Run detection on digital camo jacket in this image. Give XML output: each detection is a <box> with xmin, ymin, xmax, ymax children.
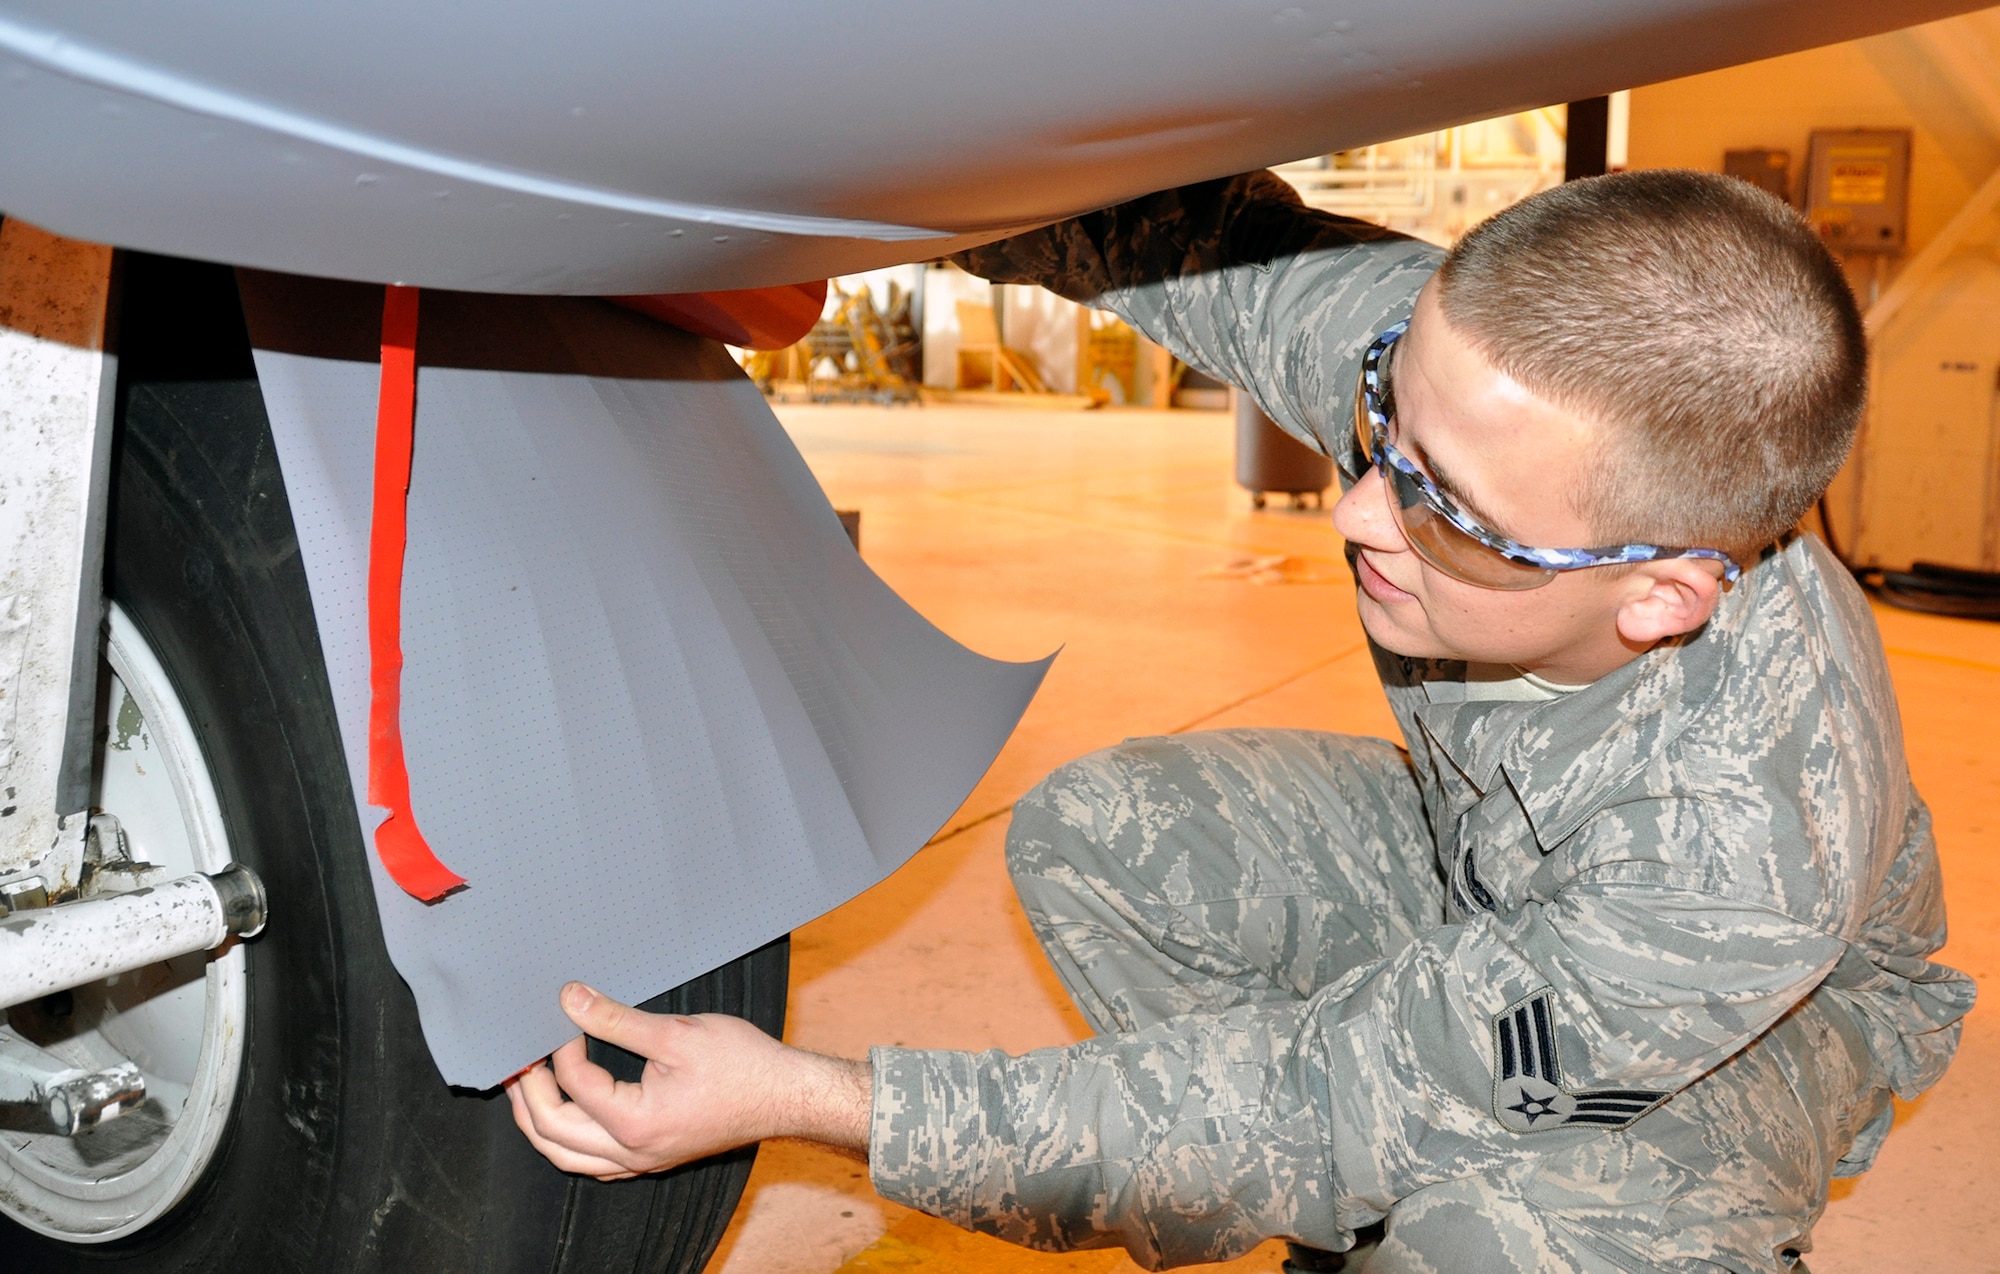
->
<box><xmin>865</xmin><ymin>173</ymin><xmax>1975</xmax><ymax>1266</ymax></box>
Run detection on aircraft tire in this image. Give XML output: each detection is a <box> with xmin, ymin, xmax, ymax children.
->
<box><xmin>0</xmin><ymin>254</ymin><xmax>787</xmax><ymax>1273</ymax></box>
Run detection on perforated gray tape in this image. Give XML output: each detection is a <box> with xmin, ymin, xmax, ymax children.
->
<box><xmin>245</xmin><ymin>278</ymin><xmax>1049</xmax><ymax>1086</ymax></box>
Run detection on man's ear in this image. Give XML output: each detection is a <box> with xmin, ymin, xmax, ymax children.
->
<box><xmin>1614</xmin><ymin>559</ymin><xmax>1725</xmax><ymax>646</ymax></box>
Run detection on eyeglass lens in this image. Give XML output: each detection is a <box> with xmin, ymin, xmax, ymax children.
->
<box><xmin>1384</xmin><ymin>465</ymin><xmax>1556</xmax><ymax>590</ymax></box>
<box><xmin>1353</xmin><ymin>350</ymin><xmax>1557</xmax><ymax>591</ymax></box>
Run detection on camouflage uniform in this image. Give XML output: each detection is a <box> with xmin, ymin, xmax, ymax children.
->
<box><xmin>866</xmin><ymin>174</ymin><xmax>1975</xmax><ymax>1272</ymax></box>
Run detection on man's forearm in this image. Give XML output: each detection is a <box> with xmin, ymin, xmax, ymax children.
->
<box><xmin>949</xmin><ymin>172</ymin><xmax>1440</xmax><ymax>460</ymax></box>
<box><xmin>770</xmin><ymin>1047</ymin><xmax>872</xmax><ymax>1154</ymax></box>
<box><xmin>866</xmin><ymin>1009</ymin><xmax>1349</xmax><ymax>1268</ymax></box>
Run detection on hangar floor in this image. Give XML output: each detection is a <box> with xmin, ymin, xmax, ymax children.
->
<box><xmin>702</xmin><ymin>402</ymin><xmax>1998</xmax><ymax>1274</ymax></box>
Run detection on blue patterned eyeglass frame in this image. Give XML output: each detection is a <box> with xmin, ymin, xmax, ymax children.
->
<box><xmin>1355</xmin><ymin>323</ymin><xmax>1742</xmax><ymax>589</ymax></box>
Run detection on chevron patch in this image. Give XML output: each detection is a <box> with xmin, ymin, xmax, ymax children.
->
<box><xmin>1492</xmin><ymin>992</ymin><xmax>1668</xmax><ymax>1133</ymax></box>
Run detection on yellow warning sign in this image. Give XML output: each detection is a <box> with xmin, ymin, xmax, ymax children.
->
<box><xmin>1827</xmin><ymin>149</ymin><xmax>1891</xmax><ymax>205</ymax></box>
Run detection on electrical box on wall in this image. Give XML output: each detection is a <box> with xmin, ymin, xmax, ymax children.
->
<box><xmin>1836</xmin><ymin>256</ymin><xmax>2000</xmax><ymax>575</ymax></box>
<box><xmin>1803</xmin><ymin>128</ymin><xmax>1911</xmax><ymax>253</ymax></box>
<box><xmin>1723</xmin><ymin>148</ymin><xmax>1791</xmax><ymax>203</ymax></box>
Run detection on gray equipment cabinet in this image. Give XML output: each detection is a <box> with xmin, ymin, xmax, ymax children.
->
<box><xmin>1235</xmin><ymin>390</ymin><xmax>1332</xmax><ymax>510</ymax></box>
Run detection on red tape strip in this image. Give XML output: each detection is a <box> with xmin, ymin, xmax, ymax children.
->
<box><xmin>366</xmin><ymin>285</ymin><xmax>466</xmax><ymax>902</ymax></box>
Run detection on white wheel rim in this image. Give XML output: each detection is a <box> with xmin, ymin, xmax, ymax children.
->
<box><xmin>0</xmin><ymin>603</ymin><xmax>249</xmax><ymax>1241</ymax></box>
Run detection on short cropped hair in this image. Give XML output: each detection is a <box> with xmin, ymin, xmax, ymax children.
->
<box><xmin>1434</xmin><ymin>169</ymin><xmax>1866</xmax><ymax>558</ymax></box>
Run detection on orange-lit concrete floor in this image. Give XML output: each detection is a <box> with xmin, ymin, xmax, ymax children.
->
<box><xmin>706</xmin><ymin>402</ymin><xmax>1999</xmax><ymax>1274</ymax></box>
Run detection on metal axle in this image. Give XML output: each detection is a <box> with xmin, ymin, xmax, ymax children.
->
<box><xmin>0</xmin><ymin>866</ymin><xmax>266</xmax><ymax>1013</ymax></box>
<box><xmin>0</xmin><ymin>1026</ymin><xmax>146</xmax><ymax>1136</ymax></box>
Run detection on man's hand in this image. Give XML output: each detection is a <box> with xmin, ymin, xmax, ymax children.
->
<box><xmin>505</xmin><ymin>982</ymin><xmax>872</xmax><ymax>1180</ymax></box>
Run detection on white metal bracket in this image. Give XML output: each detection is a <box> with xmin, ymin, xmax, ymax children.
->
<box><xmin>0</xmin><ymin>219</ymin><xmax>117</xmax><ymax>884</ymax></box>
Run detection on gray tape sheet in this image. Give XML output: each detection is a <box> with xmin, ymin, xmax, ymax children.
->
<box><xmin>248</xmin><ymin>285</ymin><xmax>1049</xmax><ymax>1087</ymax></box>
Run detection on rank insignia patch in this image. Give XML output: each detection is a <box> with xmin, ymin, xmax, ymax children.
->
<box><xmin>1492</xmin><ymin>992</ymin><xmax>1667</xmax><ymax>1133</ymax></box>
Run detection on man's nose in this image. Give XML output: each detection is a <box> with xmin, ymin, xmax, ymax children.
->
<box><xmin>1332</xmin><ymin>463</ymin><xmax>1407</xmax><ymax>554</ymax></box>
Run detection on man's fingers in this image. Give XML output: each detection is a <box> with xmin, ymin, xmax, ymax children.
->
<box><xmin>559</xmin><ymin>982</ymin><xmax>665</xmax><ymax>1057</ymax></box>
<box><xmin>510</xmin><ymin>1055</ymin><xmax>577</xmax><ymax>1113</ymax></box>
<box><xmin>546</xmin><ymin>1033</ymin><xmax>630</xmax><ymax>1121</ymax></box>
<box><xmin>507</xmin><ymin>988</ymin><xmax>745</xmax><ymax>1181</ymax></box>
<box><xmin>508</xmin><ymin>1061</ymin><xmax>649</xmax><ymax>1168</ymax></box>
<box><xmin>507</xmin><ymin>1084</ymin><xmax>634</xmax><ymax>1177</ymax></box>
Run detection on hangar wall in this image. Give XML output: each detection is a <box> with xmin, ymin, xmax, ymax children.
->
<box><xmin>1629</xmin><ymin>8</ymin><xmax>2000</xmax><ymax>572</ymax></box>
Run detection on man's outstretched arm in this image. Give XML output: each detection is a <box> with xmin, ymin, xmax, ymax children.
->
<box><xmin>952</xmin><ymin>171</ymin><xmax>1442</xmax><ymax>464</ymax></box>
<box><xmin>506</xmin><ymin>982</ymin><xmax>869</xmax><ymax>1181</ymax></box>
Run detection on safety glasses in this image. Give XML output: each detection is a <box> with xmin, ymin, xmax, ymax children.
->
<box><xmin>1352</xmin><ymin>324</ymin><xmax>1741</xmax><ymax>591</ymax></box>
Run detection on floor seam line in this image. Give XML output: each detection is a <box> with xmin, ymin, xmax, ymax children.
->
<box><xmin>1166</xmin><ymin>641</ymin><xmax>1372</xmax><ymax>735</ymax></box>
<box><xmin>924</xmin><ymin>803</ymin><xmax>1012</xmax><ymax>847</ymax></box>
<box><xmin>1882</xmin><ymin>645</ymin><xmax>2000</xmax><ymax>675</ymax></box>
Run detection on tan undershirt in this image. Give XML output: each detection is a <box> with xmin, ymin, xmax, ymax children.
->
<box><xmin>1453</xmin><ymin>663</ymin><xmax>1588</xmax><ymax>703</ymax></box>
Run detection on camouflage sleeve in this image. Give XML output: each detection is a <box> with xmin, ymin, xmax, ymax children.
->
<box><xmin>869</xmin><ymin>999</ymin><xmax>1343</xmax><ymax>1264</ymax></box>
<box><xmin>869</xmin><ymin>878</ymin><xmax>1845</xmax><ymax>1268</ymax></box>
<box><xmin>1827</xmin><ymin>790</ymin><xmax>1976</xmax><ymax>1097</ymax></box>
<box><xmin>948</xmin><ymin>172</ymin><xmax>1443</xmax><ymax>464</ymax></box>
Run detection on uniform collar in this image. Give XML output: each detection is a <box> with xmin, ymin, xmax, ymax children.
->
<box><xmin>1405</xmin><ymin>558</ymin><xmax>1762</xmax><ymax>851</ymax></box>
